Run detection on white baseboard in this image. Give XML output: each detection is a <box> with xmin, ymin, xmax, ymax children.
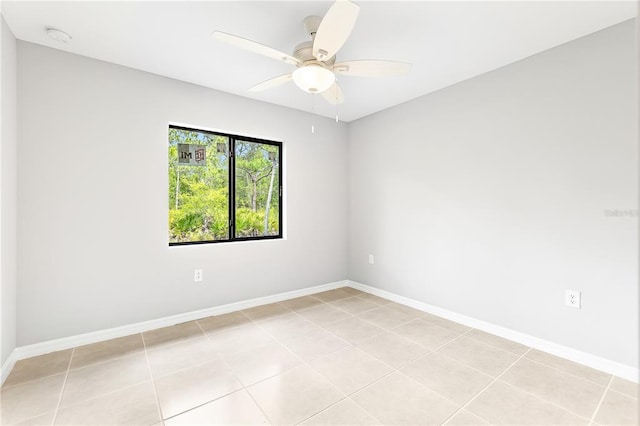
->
<box><xmin>1</xmin><ymin>349</ymin><xmax>18</xmax><ymax>385</ymax></box>
<box><xmin>3</xmin><ymin>279</ymin><xmax>637</xmax><ymax>385</ymax></box>
<box><xmin>347</xmin><ymin>280</ymin><xmax>639</xmax><ymax>383</ymax></box>
<box><xmin>0</xmin><ymin>280</ymin><xmax>347</xmax><ymax>385</ymax></box>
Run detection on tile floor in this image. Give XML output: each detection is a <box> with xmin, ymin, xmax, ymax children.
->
<box><xmin>1</xmin><ymin>287</ymin><xmax>638</xmax><ymax>425</ymax></box>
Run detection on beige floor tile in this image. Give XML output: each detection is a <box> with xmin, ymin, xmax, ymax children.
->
<box><xmin>438</xmin><ymin>336</ymin><xmax>519</xmax><ymax>376</ymax></box>
<box><xmin>384</xmin><ymin>303</ymin><xmax>427</xmax><ymax>320</ymax></box>
<box><xmin>247</xmin><ymin>365</ymin><xmax>344</xmax><ymax>425</ymax></box>
<box><xmin>310</xmin><ymin>346</ymin><xmax>393</xmax><ymax>394</ymax></box>
<box><xmin>154</xmin><ymin>360</ymin><xmax>242</xmax><ymax>419</ymax></box>
<box><xmin>3</xmin><ymin>350</ymin><xmax>72</xmax><ymax>388</ymax></box>
<box><xmin>279</xmin><ymin>295</ymin><xmax>324</xmax><ymax>311</ymax></box>
<box><xmin>54</xmin><ymin>382</ymin><xmax>159</xmax><ymax>426</ymax></box>
<box><xmin>352</xmin><ymin>372</ymin><xmax>459</xmax><ymax>425</ymax></box>
<box><xmin>70</xmin><ymin>334</ymin><xmax>144</xmax><ymax>370</ymax></box>
<box><xmin>357</xmin><ymin>306</ymin><xmax>414</xmax><ymax>329</ymax></box>
<box><xmin>147</xmin><ymin>337</ymin><xmax>219</xmax><ymax>378</ymax></box>
<box><xmin>420</xmin><ymin>313</ymin><xmax>472</xmax><ymax>334</ymax></box>
<box><xmin>312</xmin><ymin>288</ymin><xmax>354</xmax><ymax>303</ymax></box>
<box><xmin>142</xmin><ymin>321</ymin><xmax>204</xmax><ymax>350</ymax></box>
<box><xmin>356</xmin><ymin>294</ymin><xmax>393</xmax><ymax>306</ymax></box>
<box><xmin>255</xmin><ymin>312</ymin><xmax>320</xmax><ymax>340</ymax></box>
<box><xmin>354</xmin><ymin>331</ymin><xmax>428</xmax><ymax>369</ymax></box>
<box><xmin>206</xmin><ymin>323</ymin><xmax>275</xmax><ymax>356</ymax></box>
<box><xmin>196</xmin><ymin>312</ymin><xmax>250</xmax><ymax>334</ymax></box>
<box><xmin>222</xmin><ymin>341</ymin><xmax>302</xmax><ymax>386</ymax></box>
<box><xmin>594</xmin><ymin>389</ymin><xmax>639</xmax><ymax>425</ymax></box>
<box><xmin>61</xmin><ymin>353</ymin><xmax>150</xmax><ymax>407</ymax></box>
<box><xmin>297</xmin><ymin>303</ymin><xmax>352</xmax><ymax>326</ymax></box>
<box><xmin>341</xmin><ymin>287</ymin><xmax>365</xmax><ymax>296</ymax></box>
<box><xmin>501</xmin><ymin>357</ymin><xmax>606</xmax><ymax>418</ymax></box>
<box><xmin>609</xmin><ymin>376</ymin><xmax>639</xmax><ymax>399</ymax></box>
<box><xmin>322</xmin><ymin>316</ymin><xmax>385</xmax><ymax>344</ymax></box>
<box><xmin>0</xmin><ymin>374</ymin><xmax>65</xmax><ymax>425</ymax></box>
<box><xmin>393</xmin><ymin>319</ymin><xmax>460</xmax><ymax>349</ymax></box>
<box><xmin>11</xmin><ymin>411</ymin><xmax>55</xmax><ymax>426</ymax></box>
<box><xmin>524</xmin><ymin>349</ymin><xmax>611</xmax><ymax>387</ymax></box>
<box><xmin>301</xmin><ymin>398</ymin><xmax>380</xmax><ymax>425</ymax></box>
<box><xmin>466</xmin><ymin>381</ymin><xmax>587</xmax><ymax>425</ymax></box>
<box><xmin>280</xmin><ymin>328</ymin><xmax>349</xmax><ymax>362</ymax></box>
<box><xmin>240</xmin><ymin>302</ymin><xmax>291</xmax><ymax>321</ymax></box>
<box><xmin>445</xmin><ymin>409</ymin><xmax>489</xmax><ymax>425</ymax></box>
<box><xmin>329</xmin><ymin>296</ymin><xmax>379</xmax><ymax>315</ymax></box>
<box><xmin>465</xmin><ymin>329</ymin><xmax>528</xmax><ymax>355</ymax></box>
<box><xmin>401</xmin><ymin>352</ymin><xmax>493</xmax><ymax>405</ymax></box>
<box><xmin>164</xmin><ymin>389</ymin><xmax>268</xmax><ymax>426</ymax></box>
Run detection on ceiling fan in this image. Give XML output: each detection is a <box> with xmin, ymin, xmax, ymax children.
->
<box><xmin>212</xmin><ymin>0</ymin><xmax>411</xmax><ymax>105</ymax></box>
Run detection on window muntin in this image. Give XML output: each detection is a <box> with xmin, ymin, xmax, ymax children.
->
<box><xmin>168</xmin><ymin>126</ymin><xmax>282</xmax><ymax>245</ymax></box>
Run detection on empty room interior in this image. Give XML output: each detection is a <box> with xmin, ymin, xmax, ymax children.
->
<box><xmin>0</xmin><ymin>1</ymin><xmax>638</xmax><ymax>425</ymax></box>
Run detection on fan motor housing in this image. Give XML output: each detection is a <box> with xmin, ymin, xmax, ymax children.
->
<box><xmin>293</xmin><ymin>41</ymin><xmax>336</xmax><ymax>66</ymax></box>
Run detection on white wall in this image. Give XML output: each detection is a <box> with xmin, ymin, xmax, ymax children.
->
<box><xmin>1</xmin><ymin>15</ymin><xmax>18</xmax><ymax>366</ymax></box>
<box><xmin>348</xmin><ymin>21</ymin><xmax>638</xmax><ymax>368</ymax></box>
<box><xmin>17</xmin><ymin>42</ymin><xmax>348</xmax><ymax>346</ymax></box>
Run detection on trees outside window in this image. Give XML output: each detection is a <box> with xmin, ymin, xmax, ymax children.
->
<box><xmin>168</xmin><ymin>126</ymin><xmax>282</xmax><ymax>245</ymax></box>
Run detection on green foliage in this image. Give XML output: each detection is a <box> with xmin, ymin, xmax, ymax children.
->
<box><xmin>168</xmin><ymin>129</ymin><xmax>280</xmax><ymax>243</ymax></box>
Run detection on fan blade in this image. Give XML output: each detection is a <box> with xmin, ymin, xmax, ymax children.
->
<box><xmin>333</xmin><ymin>60</ymin><xmax>412</xmax><ymax>77</ymax></box>
<box><xmin>321</xmin><ymin>82</ymin><xmax>345</xmax><ymax>105</ymax></box>
<box><xmin>213</xmin><ymin>31</ymin><xmax>300</xmax><ymax>66</ymax></box>
<box><xmin>249</xmin><ymin>74</ymin><xmax>292</xmax><ymax>92</ymax></box>
<box><xmin>313</xmin><ymin>0</ymin><xmax>360</xmax><ymax>61</ymax></box>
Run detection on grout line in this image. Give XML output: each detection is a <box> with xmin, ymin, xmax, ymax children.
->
<box><xmin>499</xmin><ymin>379</ymin><xmax>593</xmax><ymax>423</ymax></box>
<box><xmin>588</xmin><ymin>375</ymin><xmax>614</xmax><ymax>425</ymax></box>
<box><xmin>604</xmin><ymin>386</ymin><xmax>639</xmax><ymax>401</ymax></box>
<box><xmin>50</xmin><ymin>348</ymin><xmax>75</xmax><ymax>426</ymax></box>
<box><xmin>463</xmin><ymin>332</ymin><xmax>529</xmax><ymax>357</ymax></box>
<box><xmin>197</xmin><ymin>318</ymin><xmax>274</xmax><ymax>425</ymax></box>
<box><xmin>432</xmin><ymin>330</ymin><xmax>533</xmax><ymax>381</ymax></box>
<box><xmin>441</xmin><ymin>347</ymin><xmax>532</xmax><ymax>425</ymax></box>
<box><xmin>141</xmin><ymin>332</ymin><xmax>165</xmax><ymax>425</ymax></box>
<box><xmin>250</xmin><ymin>299</ymin><xmax>357</xmax><ymax>424</ymax></box>
<box><xmin>523</xmin><ymin>356</ymin><xmax>613</xmax><ymax>389</ymax></box>
<box><xmin>297</xmin><ymin>305</ymin><xmax>476</xmax><ymax>423</ymax></box>
<box><xmin>53</xmin><ymin>343</ymin><xmax>147</xmax><ymax>375</ymax></box>
<box><xmin>244</xmin><ymin>385</ymin><xmax>275</xmax><ymax>425</ymax></box>
<box><xmin>297</xmin><ymin>313</ymin><xmax>475</xmax><ymax>424</ymax></box>
<box><xmin>441</xmin><ymin>347</ymin><xmax>599</xmax><ymax>426</ymax></box>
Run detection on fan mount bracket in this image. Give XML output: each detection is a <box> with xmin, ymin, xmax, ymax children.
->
<box><xmin>303</xmin><ymin>16</ymin><xmax>322</xmax><ymax>37</ymax></box>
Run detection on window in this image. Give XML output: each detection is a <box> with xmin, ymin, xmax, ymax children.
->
<box><xmin>168</xmin><ymin>125</ymin><xmax>282</xmax><ymax>245</ymax></box>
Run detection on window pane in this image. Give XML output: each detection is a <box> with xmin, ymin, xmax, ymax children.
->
<box><xmin>168</xmin><ymin>128</ymin><xmax>229</xmax><ymax>243</ymax></box>
<box><xmin>234</xmin><ymin>140</ymin><xmax>280</xmax><ymax>238</ymax></box>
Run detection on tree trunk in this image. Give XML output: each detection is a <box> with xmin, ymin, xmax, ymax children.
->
<box><xmin>175</xmin><ymin>167</ymin><xmax>180</xmax><ymax>209</ymax></box>
<box><xmin>263</xmin><ymin>165</ymin><xmax>275</xmax><ymax>235</ymax></box>
<box><xmin>251</xmin><ymin>179</ymin><xmax>257</xmax><ymax>211</ymax></box>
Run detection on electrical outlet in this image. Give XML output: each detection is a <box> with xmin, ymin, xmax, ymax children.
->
<box><xmin>368</xmin><ymin>254</ymin><xmax>374</xmax><ymax>265</ymax></box>
<box><xmin>194</xmin><ymin>269</ymin><xmax>203</xmax><ymax>283</ymax></box>
<box><xmin>565</xmin><ymin>290</ymin><xmax>581</xmax><ymax>309</ymax></box>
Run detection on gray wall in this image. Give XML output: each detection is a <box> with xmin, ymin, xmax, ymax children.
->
<box><xmin>17</xmin><ymin>42</ymin><xmax>348</xmax><ymax>346</ymax></box>
<box><xmin>10</xmin><ymin>19</ymin><xmax>639</xmax><ymax>372</ymax></box>
<box><xmin>1</xmin><ymin>16</ymin><xmax>17</xmax><ymax>366</ymax></box>
<box><xmin>348</xmin><ymin>21</ymin><xmax>638</xmax><ymax>367</ymax></box>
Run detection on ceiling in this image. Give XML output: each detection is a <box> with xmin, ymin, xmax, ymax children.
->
<box><xmin>2</xmin><ymin>1</ymin><xmax>636</xmax><ymax>122</ymax></box>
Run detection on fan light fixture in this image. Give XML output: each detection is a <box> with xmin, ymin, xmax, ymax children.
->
<box><xmin>213</xmin><ymin>0</ymin><xmax>411</xmax><ymax>104</ymax></box>
<box><xmin>292</xmin><ymin>65</ymin><xmax>335</xmax><ymax>93</ymax></box>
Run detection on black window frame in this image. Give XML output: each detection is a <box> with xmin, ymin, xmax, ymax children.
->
<box><xmin>169</xmin><ymin>124</ymin><xmax>283</xmax><ymax>246</ymax></box>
